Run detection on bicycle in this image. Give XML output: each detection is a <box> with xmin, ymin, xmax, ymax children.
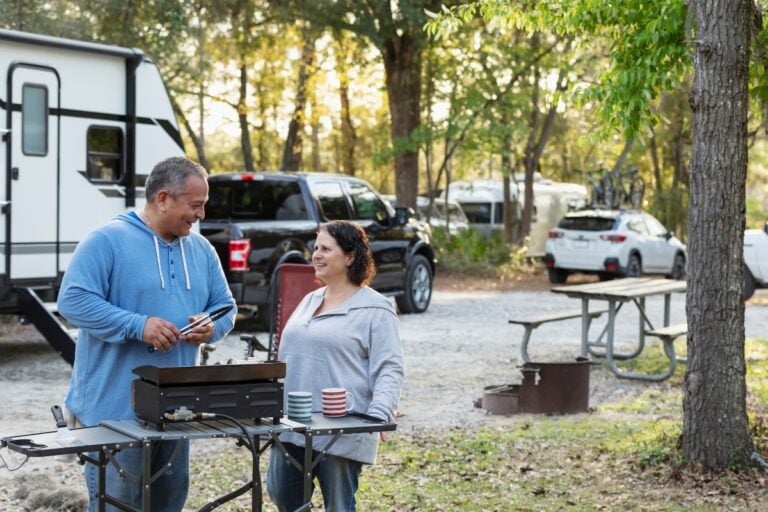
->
<box><xmin>607</xmin><ymin>165</ymin><xmax>645</xmax><ymax>209</ymax></box>
<box><xmin>577</xmin><ymin>168</ymin><xmax>614</xmax><ymax>208</ymax></box>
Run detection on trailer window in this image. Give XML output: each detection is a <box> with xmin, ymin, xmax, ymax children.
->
<box><xmin>461</xmin><ymin>202</ymin><xmax>492</xmax><ymax>224</ymax></box>
<box><xmin>22</xmin><ymin>84</ymin><xmax>47</xmax><ymax>156</ymax></box>
<box><xmin>87</xmin><ymin>127</ymin><xmax>123</xmax><ymax>182</ymax></box>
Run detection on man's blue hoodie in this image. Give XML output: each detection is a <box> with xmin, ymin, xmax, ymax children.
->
<box><xmin>58</xmin><ymin>211</ymin><xmax>236</xmax><ymax>426</ymax></box>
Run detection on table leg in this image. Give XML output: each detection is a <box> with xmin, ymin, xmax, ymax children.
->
<box><xmin>98</xmin><ymin>450</ymin><xmax>106</xmax><ymax>512</ymax></box>
<box><xmin>638</xmin><ymin>297</ymin><xmax>646</xmax><ymax>347</ymax></box>
<box><xmin>252</xmin><ymin>435</ymin><xmax>262</xmax><ymax>511</ymax></box>
<box><xmin>303</xmin><ymin>432</ymin><xmax>313</xmax><ymax>507</ymax></box>
<box><xmin>664</xmin><ymin>293</ymin><xmax>671</xmax><ymax>326</ymax></box>
<box><xmin>606</xmin><ymin>300</ymin><xmax>617</xmax><ymax>367</ymax></box>
<box><xmin>142</xmin><ymin>440</ymin><xmax>151</xmax><ymax>512</ymax></box>
<box><xmin>580</xmin><ymin>298</ymin><xmax>589</xmax><ymax>357</ymax></box>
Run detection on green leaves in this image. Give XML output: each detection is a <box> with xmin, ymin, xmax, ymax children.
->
<box><xmin>428</xmin><ymin>0</ymin><xmax>690</xmax><ymax>138</ymax></box>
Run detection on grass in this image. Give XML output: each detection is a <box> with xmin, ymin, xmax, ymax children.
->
<box><xmin>186</xmin><ymin>339</ymin><xmax>768</xmax><ymax>512</ymax></box>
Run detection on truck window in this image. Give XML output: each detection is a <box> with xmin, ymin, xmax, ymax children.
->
<box><xmin>22</xmin><ymin>84</ymin><xmax>47</xmax><ymax>156</ymax></box>
<box><xmin>347</xmin><ymin>182</ymin><xmax>389</xmax><ymax>223</ymax></box>
<box><xmin>86</xmin><ymin>126</ymin><xmax>123</xmax><ymax>181</ymax></box>
<box><xmin>207</xmin><ymin>180</ymin><xmax>305</xmax><ymax>220</ymax></box>
<box><xmin>312</xmin><ymin>182</ymin><xmax>351</xmax><ymax>220</ymax></box>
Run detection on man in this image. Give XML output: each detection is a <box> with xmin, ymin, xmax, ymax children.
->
<box><xmin>58</xmin><ymin>156</ymin><xmax>236</xmax><ymax>511</ymax></box>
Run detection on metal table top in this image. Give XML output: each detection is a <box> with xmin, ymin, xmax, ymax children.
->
<box><xmin>2</xmin><ymin>426</ymin><xmax>139</xmax><ymax>457</ymax></box>
<box><xmin>288</xmin><ymin>412</ymin><xmax>396</xmax><ymax>435</ymax></box>
<box><xmin>102</xmin><ymin>418</ymin><xmax>299</xmax><ymax>441</ymax></box>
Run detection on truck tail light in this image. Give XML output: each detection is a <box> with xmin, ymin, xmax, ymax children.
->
<box><xmin>228</xmin><ymin>240</ymin><xmax>251</xmax><ymax>271</ymax></box>
<box><xmin>548</xmin><ymin>229</ymin><xmax>564</xmax><ymax>239</ymax></box>
<box><xmin>599</xmin><ymin>233</ymin><xmax>627</xmax><ymax>243</ymax></box>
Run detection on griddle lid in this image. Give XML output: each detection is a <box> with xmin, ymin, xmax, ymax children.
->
<box><xmin>132</xmin><ymin>362</ymin><xmax>286</xmax><ymax>386</ymax></box>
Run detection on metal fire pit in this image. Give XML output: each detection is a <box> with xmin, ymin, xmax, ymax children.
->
<box><xmin>483</xmin><ymin>358</ymin><xmax>591</xmax><ymax>415</ymax></box>
<box><xmin>482</xmin><ymin>384</ymin><xmax>520</xmax><ymax>414</ymax></box>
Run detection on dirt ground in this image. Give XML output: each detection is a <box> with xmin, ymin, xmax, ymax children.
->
<box><xmin>1</xmin><ymin>271</ymin><xmax>766</xmax><ymax>510</ymax></box>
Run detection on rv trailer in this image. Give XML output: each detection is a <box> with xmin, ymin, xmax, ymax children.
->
<box><xmin>443</xmin><ymin>177</ymin><xmax>587</xmax><ymax>257</ymax></box>
<box><xmin>0</xmin><ymin>29</ymin><xmax>185</xmax><ymax>364</ymax></box>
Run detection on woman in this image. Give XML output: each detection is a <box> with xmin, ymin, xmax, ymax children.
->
<box><xmin>266</xmin><ymin>220</ymin><xmax>404</xmax><ymax>512</ymax></box>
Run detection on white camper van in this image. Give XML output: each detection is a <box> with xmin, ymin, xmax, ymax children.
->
<box><xmin>443</xmin><ymin>176</ymin><xmax>587</xmax><ymax>257</ymax></box>
<box><xmin>0</xmin><ymin>29</ymin><xmax>184</xmax><ymax>363</ymax></box>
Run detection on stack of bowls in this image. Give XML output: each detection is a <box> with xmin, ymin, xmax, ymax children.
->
<box><xmin>286</xmin><ymin>391</ymin><xmax>313</xmax><ymax>422</ymax></box>
<box><xmin>321</xmin><ymin>388</ymin><xmax>351</xmax><ymax>417</ymax></box>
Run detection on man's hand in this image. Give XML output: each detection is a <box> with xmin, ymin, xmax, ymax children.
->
<box><xmin>142</xmin><ymin>317</ymin><xmax>182</xmax><ymax>352</ymax></box>
<box><xmin>181</xmin><ymin>314</ymin><xmax>215</xmax><ymax>345</ymax></box>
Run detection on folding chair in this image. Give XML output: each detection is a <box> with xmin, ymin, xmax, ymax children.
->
<box><xmin>267</xmin><ymin>263</ymin><xmax>323</xmax><ymax>360</ymax></box>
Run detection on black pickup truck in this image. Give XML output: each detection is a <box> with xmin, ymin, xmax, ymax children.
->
<box><xmin>200</xmin><ymin>172</ymin><xmax>436</xmax><ymax>328</ymax></box>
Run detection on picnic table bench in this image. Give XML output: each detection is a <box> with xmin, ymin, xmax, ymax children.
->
<box><xmin>509</xmin><ymin>307</ymin><xmax>608</xmax><ymax>363</ymax></box>
<box><xmin>642</xmin><ymin>323</ymin><xmax>688</xmax><ymax>381</ymax></box>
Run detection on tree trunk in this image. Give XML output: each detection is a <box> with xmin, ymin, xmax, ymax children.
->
<box><xmin>238</xmin><ymin>60</ymin><xmax>255</xmax><ymax>172</ymax></box>
<box><xmin>611</xmin><ymin>138</ymin><xmax>634</xmax><ymax>173</ymax></box>
<box><xmin>335</xmin><ymin>37</ymin><xmax>357</xmax><ymax>176</ymax></box>
<box><xmin>382</xmin><ymin>33</ymin><xmax>422</xmax><ymax>209</ymax></box>
<box><xmin>684</xmin><ymin>0</ymin><xmax>754</xmax><ymax>469</ymax></box>
<box><xmin>520</xmin><ymin>34</ymin><xmax>540</xmax><ymax>240</ymax></box>
<box><xmin>310</xmin><ymin>99</ymin><xmax>321</xmax><ymax>172</ymax></box>
<box><xmin>649</xmin><ymin>125</ymin><xmax>662</xmax><ymax>193</ymax></box>
<box><xmin>281</xmin><ymin>32</ymin><xmax>315</xmax><ymax>172</ymax></box>
<box><xmin>170</xmin><ymin>96</ymin><xmax>208</xmax><ymax>170</ymax></box>
<box><xmin>501</xmin><ymin>112</ymin><xmax>519</xmax><ymax>244</ymax></box>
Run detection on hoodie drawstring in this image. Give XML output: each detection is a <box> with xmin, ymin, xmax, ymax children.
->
<box><xmin>148</xmin><ymin>225</ymin><xmax>191</xmax><ymax>290</ymax></box>
<box><xmin>180</xmin><ymin>238</ymin><xmax>191</xmax><ymax>290</ymax></box>
<box><xmin>152</xmin><ymin>235</ymin><xmax>166</xmax><ymax>289</ymax></box>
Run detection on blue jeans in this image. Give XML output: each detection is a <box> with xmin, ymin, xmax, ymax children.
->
<box><xmin>84</xmin><ymin>439</ymin><xmax>190</xmax><ymax>512</ymax></box>
<box><xmin>267</xmin><ymin>442</ymin><xmax>362</xmax><ymax>512</ymax></box>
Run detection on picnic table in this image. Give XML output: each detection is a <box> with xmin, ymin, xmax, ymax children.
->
<box><xmin>551</xmin><ymin>277</ymin><xmax>687</xmax><ymax>381</ymax></box>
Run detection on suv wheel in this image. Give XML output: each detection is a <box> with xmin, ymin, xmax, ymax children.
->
<box><xmin>625</xmin><ymin>254</ymin><xmax>642</xmax><ymax>277</ymax></box>
<box><xmin>547</xmin><ymin>268</ymin><xmax>569</xmax><ymax>284</ymax></box>
<box><xmin>396</xmin><ymin>255</ymin><xmax>432</xmax><ymax>314</ymax></box>
<box><xmin>668</xmin><ymin>253</ymin><xmax>686</xmax><ymax>280</ymax></box>
<box><xmin>744</xmin><ymin>265</ymin><xmax>756</xmax><ymax>301</ymax></box>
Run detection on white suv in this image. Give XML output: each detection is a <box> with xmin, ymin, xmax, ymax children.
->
<box><xmin>743</xmin><ymin>223</ymin><xmax>768</xmax><ymax>299</ymax></box>
<box><xmin>544</xmin><ymin>209</ymin><xmax>687</xmax><ymax>284</ymax></box>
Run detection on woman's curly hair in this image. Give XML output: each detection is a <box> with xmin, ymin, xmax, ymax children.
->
<box><xmin>319</xmin><ymin>221</ymin><xmax>376</xmax><ymax>286</ymax></box>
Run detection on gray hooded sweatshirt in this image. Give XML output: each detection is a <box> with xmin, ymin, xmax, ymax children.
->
<box><xmin>276</xmin><ymin>286</ymin><xmax>404</xmax><ymax>464</ymax></box>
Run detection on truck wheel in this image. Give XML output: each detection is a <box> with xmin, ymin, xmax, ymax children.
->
<box><xmin>396</xmin><ymin>255</ymin><xmax>432</xmax><ymax>314</ymax></box>
<box><xmin>744</xmin><ymin>266</ymin><xmax>756</xmax><ymax>301</ymax></box>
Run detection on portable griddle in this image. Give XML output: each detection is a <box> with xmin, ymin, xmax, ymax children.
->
<box><xmin>131</xmin><ymin>362</ymin><xmax>286</xmax><ymax>429</ymax></box>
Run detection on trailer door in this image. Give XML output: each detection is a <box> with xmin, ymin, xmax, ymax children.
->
<box><xmin>7</xmin><ymin>65</ymin><xmax>59</xmax><ymax>280</ymax></box>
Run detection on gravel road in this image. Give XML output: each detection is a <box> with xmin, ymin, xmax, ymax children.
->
<box><xmin>2</xmin><ymin>280</ymin><xmax>767</xmax><ymax>510</ymax></box>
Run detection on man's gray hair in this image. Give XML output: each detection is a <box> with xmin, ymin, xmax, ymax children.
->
<box><xmin>145</xmin><ymin>157</ymin><xmax>208</xmax><ymax>202</ymax></box>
